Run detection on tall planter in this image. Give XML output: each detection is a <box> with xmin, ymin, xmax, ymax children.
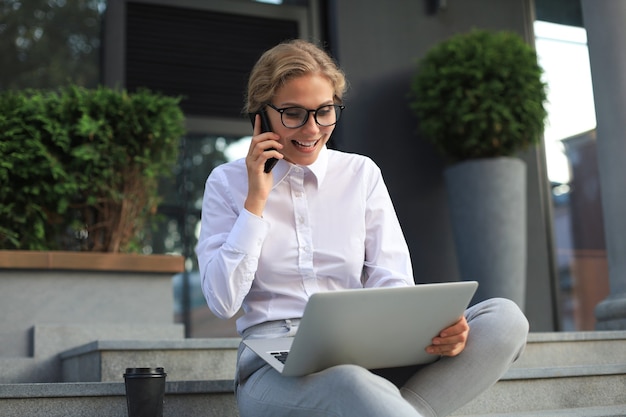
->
<box><xmin>445</xmin><ymin>157</ymin><xmax>526</xmax><ymax>308</ymax></box>
<box><xmin>409</xmin><ymin>29</ymin><xmax>547</xmax><ymax>311</ymax></box>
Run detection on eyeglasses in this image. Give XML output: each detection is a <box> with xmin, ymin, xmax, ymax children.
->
<box><xmin>266</xmin><ymin>103</ymin><xmax>345</xmax><ymax>129</ymax></box>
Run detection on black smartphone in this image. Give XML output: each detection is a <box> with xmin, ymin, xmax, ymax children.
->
<box><xmin>248</xmin><ymin>109</ymin><xmax>279</xmax><ymax>173</ymax></box>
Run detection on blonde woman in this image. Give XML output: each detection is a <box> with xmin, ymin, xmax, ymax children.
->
<box><xmin>196</xmin><ymin>39</ymin><xmax>528</xmax><ymax>417</ymax></box>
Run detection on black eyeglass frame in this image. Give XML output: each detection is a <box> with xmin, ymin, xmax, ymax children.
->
<box><xmin>266</xmin><ymin>103</ymin><xmax>345</xmax><ymax>129</ymax></box>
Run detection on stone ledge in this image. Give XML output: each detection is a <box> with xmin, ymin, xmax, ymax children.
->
<box><xmin>0</xmin><ymin>250</ymin><xmax>184</xmax><ymax>273</ymax></box>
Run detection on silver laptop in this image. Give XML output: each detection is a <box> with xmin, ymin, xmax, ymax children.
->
<box><xmin>244</xmin><ymin>281</ymin><xmax>478</xmax><ymax>377</ymax></box>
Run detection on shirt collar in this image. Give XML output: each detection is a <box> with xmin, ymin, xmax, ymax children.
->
<box><xmin>305</xmin><ymin>145</ymin><xmax>328</xmax><ymax>188</ymax></box>
<box><xmin>272</xmin><ymin>145</ymin><xmax>328</xmax><ymax>189</ymax></box>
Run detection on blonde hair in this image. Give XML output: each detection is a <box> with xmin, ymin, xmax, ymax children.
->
<box><xmin>245</xmin><ymin>39</ymin><xmax>347</xmax><ymax>113</ymax></box>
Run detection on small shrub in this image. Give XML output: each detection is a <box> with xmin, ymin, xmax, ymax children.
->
<box><xmin>409</xmin><ymin>29</ymin><xmax>548</xmax><ymax>163</ymax></box>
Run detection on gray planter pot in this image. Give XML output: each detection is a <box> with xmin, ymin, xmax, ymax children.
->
<box><xmin>444</xmin><ymin>157</ymin><xmax>527</xmax><ymax>309</ymax></box>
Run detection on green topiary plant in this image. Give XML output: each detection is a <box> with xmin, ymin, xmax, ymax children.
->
<box><xmin>409</xmin><ymin>29</ymin><xmax>548</xmax><ymax>164</ymax></box>
<box><xmin>0</xmin><ymin>85</ymin><xmax>185</xmax><ymax>252</ymax></box>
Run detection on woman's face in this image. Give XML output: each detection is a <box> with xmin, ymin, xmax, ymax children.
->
<box><xmin>267</xmin><ymin>73</ymin><xmax>336</xmax><ymax>166</ymax></box>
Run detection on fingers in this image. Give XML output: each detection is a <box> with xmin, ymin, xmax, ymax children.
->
<box><xmin>426</xmin><ymin>316</ymin><xmax>469</xmax><ymax>357</ymax></box>
<box><xmin>248</xmin><ymin>114</ymin><xmax>282</xmax><ymax>171</ymax></box>
<box><xmin>248</xmin><ymin>141</ymin><xmax>282</xmax><ymax>172</ymax></box>
<box><xmin>440</xmin><ymin>316</ymin><xmax>469</xmax><ymax>338</ymax></box>
<box><xmin>252</xmin><ymin>113</ymin><xmax>262</xmax><ymax>136</ymax></box>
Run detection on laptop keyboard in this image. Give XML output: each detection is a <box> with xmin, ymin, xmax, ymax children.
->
<box><xmin>270</xmin><ymin>351</ymin><xmax>289</xmax><ymax>364</ymax></box>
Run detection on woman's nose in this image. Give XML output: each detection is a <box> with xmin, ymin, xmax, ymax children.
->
<box><xmin>301</xmin><ymin>112</ymin><xmax>320</xmax><ymax>133</ymax></box>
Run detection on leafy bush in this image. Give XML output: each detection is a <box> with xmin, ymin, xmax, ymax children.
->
<box><xmin>0</xmin><ymin>86</ymin><xmax>185</xmax><ymax>252</ymax></box>
<box><xmin>409</xmin><ymin>29</ymin><xmax>548</xmax><ymax>163</ymax></box>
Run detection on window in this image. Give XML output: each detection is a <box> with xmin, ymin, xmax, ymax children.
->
<box><xmin>535</xmin><ymin>20</ymin><xmax>607</xmax><ymax>330</ymax></box>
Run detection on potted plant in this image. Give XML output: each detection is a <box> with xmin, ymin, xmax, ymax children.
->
<box><xmin>0</xmin><ymin>85</ymin><xmax>186</xmax><ymax>253</ymax></box>
<box><xmin>408</xmin><ymin>29</ymin><xmax>548</xmax><ymax>308</ymax></box>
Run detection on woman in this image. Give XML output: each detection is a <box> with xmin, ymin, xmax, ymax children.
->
<box><xmin>196</xmin><ymin>39</ymin><xmax>529</xmax><ymax>417</ymax></box>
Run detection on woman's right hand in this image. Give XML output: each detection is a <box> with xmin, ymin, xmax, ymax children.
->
<box><xmin>244</xmin><ymin>114</ymin><xmax>283</xmax><ymax>216</ymax></box>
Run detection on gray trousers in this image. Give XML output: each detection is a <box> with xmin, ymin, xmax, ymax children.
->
<box><xmin>235</xmin><ymin>297</ymin><xmax>529</xmax><ymax>417</ymax></box>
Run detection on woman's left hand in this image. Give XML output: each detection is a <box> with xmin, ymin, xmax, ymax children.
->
<box><xmin>426</xmin><ymin>316</ymin><xmax>469</xmax><ymax>357</ymax></box>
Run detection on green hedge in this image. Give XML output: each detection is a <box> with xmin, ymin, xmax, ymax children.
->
<box><xmin>0</xmin><ymin>85</ymin><xmax>185</xmax><ymax>252</ymax></box>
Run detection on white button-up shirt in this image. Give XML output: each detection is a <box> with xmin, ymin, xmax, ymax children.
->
<box><xmin>196</xmin><ymin>145</ymin><xmax>414</xmax><ymax>334</ymax></box>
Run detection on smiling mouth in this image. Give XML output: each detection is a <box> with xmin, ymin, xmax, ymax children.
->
<box><xmin>292</xmin><ymin>139</ymin><xmax>320</xmax><ymax>149</ymax></box>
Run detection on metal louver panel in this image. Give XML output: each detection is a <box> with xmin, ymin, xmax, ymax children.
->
<box><xmin>125</xmin><ymin>2</ymin><xmax>299</xmax><ymax>118</ymax></box>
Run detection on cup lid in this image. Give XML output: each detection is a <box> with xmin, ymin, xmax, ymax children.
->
<box><xmin>124</xmin><ymin>367</ymin><xmax>166</xmax><ymax>376</ymax></box>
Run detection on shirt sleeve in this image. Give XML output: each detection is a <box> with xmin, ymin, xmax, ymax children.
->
<box><xmin>361</xmin><ymin>161</ymin><xmax>415</xmax><ymax>288</ymax></box>
<box><xmin>195</xmin><ymin>167</ymin><xmax>270</xmax><ymax>319</ymax></box>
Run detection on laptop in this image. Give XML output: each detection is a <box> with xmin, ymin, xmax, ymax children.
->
<box><xmin>243</xmin><ymin>281</ymin><xmax>478</xmax><ymax>377</ymax></box>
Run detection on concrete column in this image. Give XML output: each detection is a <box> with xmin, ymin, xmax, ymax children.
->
<box><xmin>581</xmin><ymin>0</ymin><xmax>626</xmax><ymax>329</ymax></box>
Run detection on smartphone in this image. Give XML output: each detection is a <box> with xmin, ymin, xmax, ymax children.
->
<box><xmin>248</xmin><ymin>109</ymin><xmax>279</xmax><ymax>173</ymax></box>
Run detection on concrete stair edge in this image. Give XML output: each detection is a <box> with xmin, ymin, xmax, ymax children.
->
<box><xmin>457</xmin><ymin>404</ymin><xmax>626</xmax><ymax>417</ymax></box>
<box><xmin>59</xmin><ymin>338</ymin><xmax>241</xmax><ymax>359</ymax></box>
<box><xmin>0</xmin><ymin>380</ymin><xmax>234</xmax><ymax>399</ymax></box>
<box><xmin>503</xmin><ymin>363</ymin><xmax>626</xmax><ymax>379</ymax></box>
<box><xmin>526</xmin><ymin>330</ymin><xmax>626</xmax><ymax>342</ymax></box>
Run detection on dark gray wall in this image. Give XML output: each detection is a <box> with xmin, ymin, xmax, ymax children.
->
<box><xmin>327</xmin><ymin>0</ymin><xmax>558</xmax><ymax>331</ymax></box>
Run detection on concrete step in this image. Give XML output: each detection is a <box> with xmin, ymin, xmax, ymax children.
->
<box><xmin>513</xmin><ymin>331</ymin><xmax>626</xmax><ymax>368</ymax></box>
<box><xmin>0</xmin><ymin>380</ymin><xmax>237</xmax><ymax>417</ymax></box>
<box><xmin>60</xmin><ymin>338</ymin><xmax>240</xmax><ymax>382</ymax></box>
<box><xmin>2</xmin><ymin>363</ymin><xmax>624</xmax><ymax>417</ymax></box>
<box><xmin>56</xmin><ymin>331</ymin><xmax>626</xmax><ymax>383</ymax></box>
<box><xmin>0</xmin><ymin>323</ymin><xmax>185</xmax><ymax>383</ymax></box>
<box><xmin>3</xmin><ymin>332</ymin><xmax>625</xmax><ymax>416</ymax></box>
<box><xmin>451</xmin><ymin>364</ymin><xmax>626</xmax><ymax>415</ymax></box>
